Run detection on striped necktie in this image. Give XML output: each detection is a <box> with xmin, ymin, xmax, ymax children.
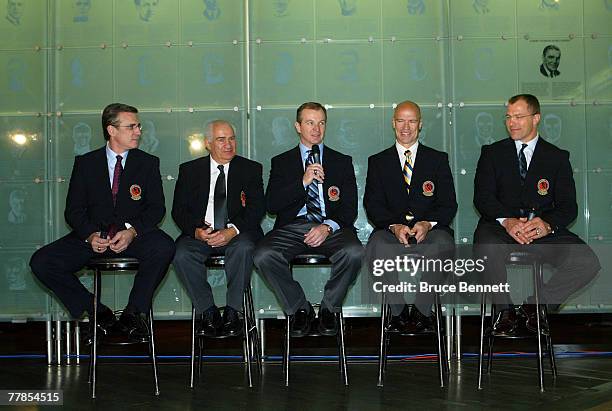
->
<box><xmin>518</xmin><ymin>143</ymin><xmax>528</xmax><ymax>184</ymax></box>
<box><xmin>403</xmin><ymin>150</ymin><xmax>413</xmax><ymax>193</ymax></box>
<box><xmin>305</xmin><ymin>150</ymin><xmax>323</xmax><ymax>223</ymax></box>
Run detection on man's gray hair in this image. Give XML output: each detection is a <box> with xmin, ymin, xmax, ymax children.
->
<box><xmin>204</xmin><ymin>120</ymin><xmax>236</xmax><ymax>141</ymax></box>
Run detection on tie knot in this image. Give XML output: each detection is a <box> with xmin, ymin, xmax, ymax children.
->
<box><xmin>405</xmin><ymin>150</ymin><xmax>411</xmax><ymax>157</ymax></box>
<box><xmin>521</xmin><ymin>143</ymin><xmax>527</xmax><ymax>150</ymax></box>
<box><xmin>217</xmin><ymin>164</ymin><xmax>224</xmax><ymax>173</ymax></box>
<box><xmin>116</xmin><ymin>155</ymin><xmax>122</xmax><ymax>162</ymax></box>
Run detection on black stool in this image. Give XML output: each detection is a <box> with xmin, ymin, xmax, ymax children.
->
<box><xmin>477</xmin><ymin>251</ymin><xmax>557</xmax><ymax>392</ymax></box>
<box><xmin>86</xmin><ymin>257</ymin><xmax>159</xmax><ymax>399</ymax></box>
<box><xmin>190</xmin><ymin>254</ymin><xmax>262</xmax><ymax>388</ymax></box>
<box><xmin>377</xmin><ymin>269</ymin><xmax>448</xmax><ymax>388</ymax></box>
<box><xmin>283</xmin><ymin>254</ymin><xmax>349</xmax><ymax>387</ymax></box>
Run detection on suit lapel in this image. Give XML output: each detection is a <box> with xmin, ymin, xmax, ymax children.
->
<box><xmin>199</xmin><ymin>156</ymin><xmax>211</xmax><ymax>214</ymax></box>
<box><xmin>95</xmin><ymin>147</ymin><xmax>114</xmax><ymax>207</ymax></box>
<box><xmin>504</xmin><ymin>139</ymin><xmax>522</xmax><ymax>183</ymax></box>
<box><xmin>227</xmin><ymin>156</ymin><xmax>239</xmax><ymax>215</ymax></box>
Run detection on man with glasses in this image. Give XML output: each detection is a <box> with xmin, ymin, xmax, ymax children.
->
<box><xmin>30</xmin><ymin>103</ymin><xmax>175</xmax><ymax>344</ymax></box>
<box><xmin>172</xmin><ymin>120</ymin><xmax>265</xmax><ymax>337</ymax></box>
<box><xmin>473</xmin><ymin>94</ymin><xmax>600</xmax><ymax>336</ymax></box>
<box><xmin>364</xmin><ymin>100</ymin><xmax>457</xmax><ymax>334</ymax></box>
<box><xmin>254</xmin><ymin>101</ymin><xmax>363</xmax><ymax>337</ymax></box>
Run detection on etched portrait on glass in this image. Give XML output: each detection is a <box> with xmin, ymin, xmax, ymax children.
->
<box><xmin>271</xmin><ymin>116</ymin><xmax>293</xmax><ymax>150</ymax></box>
<box><xmin>338</xmin><ymin>49</ymin><xmax>359</xmax><ymax>83</ymax></box>
<box><xmin>72</xmin><ymin>122</ymin><xmax>92</xmax><ymax>155</ymax></box>
<box><xmin>7</xmin><ymin>58</ymin><xmax>25</xmax><ymax>92</ymax></box>
<box><xmin>473</xmin><ymin>0</ymin><xmax>490</xmax><ymax>14</ymax></box>
<box><xmin>274</xmin><ymin>52</ymin><xmax>294</xmax><ymax>85</ymax></box>
<box><xmin>338</xmin><ymin>0</ymin><xmax>357</xmax><ymax>16</ymax></box>
<box><xmin>7</xmin><ymin>188</ymin><xmax>26</xmax><ymax>225</ymax></box>
<box><xmin>134</xmin><ymin>0</ymin><xmax>159</xmax><ymax>22</ymax></box>
<box><xmin>273</xmin><ymin>0</ymin><xmax>290</xmax><ymax>17</ymax></box>
<box><xmin>139</xmin><ymin>120</ymin><xmax>159</xmax><ymax>153</ymax></box>
<box><xmin>5</xmin><ymin>0</ymin><xmax>23</xmax><ymax>26</ymax></box>
<box><xmin>4</xmin><ymin>256</ymin><xmax>27</xmax><ymax>291</ymax></box>
<box><xmin>203</xmin><ymin>0</ymin><xmax>220</xmax><ymax>21</ymax></box>
<box><xmin>542</xmin><ymin>113</ymin><xmax>562</xmax><ymax>144</ymax></box>
<box><xmin>407</xmin><ymin>0</ymin><xmax>425</xmax><ymax>15</ymax></box>
<box><xmin>202</xmin><ymin>52</ymin><xmax>224</xmax><ymax>85</ymax></box>
<box><xmin>540</xmin><ymin>45</ymin><xmax>561</xmax><ymax>78</ymax></box>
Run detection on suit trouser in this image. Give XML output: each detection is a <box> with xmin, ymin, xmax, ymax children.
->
<box><xmin>29</xmin><ymin>229</ymin><xmax>175</xmax><ymax>318</ymax></box>
<box><xmin>253</xmin><ymin>222</ymin><xmax>363</xmax><ymax>315</ymax></box>
<box><xmin>173</xmin><ymin>231</ymin><xmax>261</xmax><ymax>314</ymax></box>
<box><xmin>365</xmin><ymin>228</ymin><xmax>455</xmax><ymax>316</ymax></box>
<box><xmin>473</xmin><ymin>221</ymin><xmax>601</xmax><ymax>310</ymax></box>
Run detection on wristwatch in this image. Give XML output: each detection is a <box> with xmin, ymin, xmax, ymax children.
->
<box><xmin>322</xmin><ymin>223</ymin><xmax>333</xmax><ymax>234</ymax></box>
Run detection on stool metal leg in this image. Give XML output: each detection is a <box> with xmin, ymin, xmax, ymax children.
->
<box><xmin>534</xmin><ymin>262</ymin><xmax>544</xmax><ymax>392</ymax></box>
<box><xmin>478</xmin><ymin>293</ymin><xmax>486</xmax><ymax>390</ymax></box>
<box><xmin>259</xmin><ymin>319</ymin><xmax>265</xmax><ymax>364</ymax></box>
<box><xmin>242</xmin><ymin>293</ymin><xmax>253</xmax><ymax>388</ymax></box>
<box><xmin>90</xmin><ymin>268</ymin><xmax>100</xmax><ymax>399</ymax></box>
<box><xmin>487</xmin><ymin>304</ymin><xmax>495</xmax><ymax>374</ymax></box>
<box><xmin>545</xmin><ymin>303</ymin><xmax>557</xmax><ymax>378</ymax></box>
<box><xmin>455</xmin><ymin>309</ymin><xmax>462</xmax><ymax>361</ymax></box>
<box><xmin>246</xmin><ymin>286</ymin><xmax>262</xmax><ymax>371</ymax></box>
<box><xmin>46</xmin><ymin>320</ymin><xmax>53</xmax><ymax>365</ymax></box>
<box><xmin>197</xmin><ymin>337</ymin><xmax>204</xmax><ymax>378</ymax></box>
<box><xmin>190</xmin><ymin>306</ymin><xmax>196</xmax><ymax>388</ymax></box>
<box><xmin>65</xmin><ymin>321</ymin><xmax>72</xmax><ymax>365</ymax></box>
<box><xmin>433</xmin><ymin>297</ymin><xmax>445</xmax><ymax>388</ymax></box>
<box><xmin>377</xmin><ymin>292</ymin><xmax>388</xmax><ymax>387</ymax></box>
<box><xmin>284</xmin><ymin>315</ymin><xmax>290</xmax><ymax>387</ymax></box>
<box><xmin>149</xmin><ymin>309</ymin><xmax>160</xmax><ymax>396</ymax></box>
<box><xmin>75</xmin><ymin>322</ymin><xmax>81</xmax><ymax>365</ymax></box>
<box><xmin>337</xmin><ymin>311</ymin><xmax>348</xmax><ymax>386</ymax></box>
<box><xmin>55</xmin><ymin>320</ymin><xmax>62</xmax><ymax>365</ymax></box>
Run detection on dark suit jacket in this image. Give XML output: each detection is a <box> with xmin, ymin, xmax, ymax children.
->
<box><xmin>65</xmin><ymin>146</ymin><xmax>165</xmax><ymax>241</ymax></box>
<box><xmin>473</xmin><ymin>137</ymin><xmax>577</xmax><ymax>231</ymax></box>
<box><xmin>265</xmin><ymin>145</ymin><xmax>357</xmax><ymax>230</ymax></box>
<box><xmin>172</xmin><ymin>155</ymin><xmax>265</xmax><ymax>238</ymax></box>
<box><xmin>540</xmin><ymin>64</ymin><xmax>560</xmax><ymax>78</ymax></box>
<box><xmin>364</xmin><ymin>144</ymin><xmax>457</xmax><ymax>235</ymax></box>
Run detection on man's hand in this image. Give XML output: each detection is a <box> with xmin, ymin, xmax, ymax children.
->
<box><xmin>303</xmin><ymin>163</ymin><xmax>325</xmax><ymax>186</ymax></box>
<box><xmin>108</xmin><ymin>229</ymin><xmax>136</xmax><ymax>253</ymax></box>
<box><xmin>521</xmin><ymin>217</ymin><xmax>552</xmax><ymax>241</ymax></box>
<box><xmin>502</xmin><ymin>217</ymin><xmax>530</xmax><ymax>244</ymax></box>
<box><xmin>410</xmin><ymin>221</ymin><xmax>432</xmax><ymax>244</ymax></box>
<box><xmin>195</xmin><ymin>226</ymin><xmax>214</xmax><ymax>242</ymax></box>
<box><xmin>87</xmin><ymin>232</ymin><xmax>110</xmax><ymax>254</ymax></box>
<box><xmin>390</xmin><ymin>224</ymin><xmax>412</xmax><ymax>245</ymax></box>
<box><xmin>206</xmin><ymin>227</ymin><xmax>237</xmax><ymax>248</ymax></box>
<box><xmin>304</xmin><ymin>224</ymin><xmax>331</xmax><ymax>247</ymax></box>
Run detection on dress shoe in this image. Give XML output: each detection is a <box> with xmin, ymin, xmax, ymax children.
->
<box><xmin>197</xmin><ymin>306</ymin><xmax>222</xmax><ymax>337</ymax></box>
<box><xmin>83</xmin><ymin>305</ymin><xmax>118</xmax><ymax>346</ymax></box>
<box><xmin>221</xmin><ymin>306</ymin><xmax>243</xmax><ymax>337</ymax></box>
<box><xmin>492</xmin><ymin>309</ymin><xmax>517</xmax><ymax>336</ymax></box>
<box><xmin>386</xmin><ymin>304</ymin><xmax>410</xmax><ymax>333</ymax></box>
<box><xmin>118</xmin><ymin>311</ymin><xmax>150</xmax><ymax>343</ymax></box>
<box><xmin>519</xmin><ymin>304</ymin><xmax>549</xmax><ymax>335</ymax></box>
<box><xmin>318</xmin><ymin>305</ymin><xmax>338</xmax><ymax>336</ymax></box>
<box><xmin>290</xmin><ymin>302</ymin><xmax>315</xmax><ymax>337</ymax></box>
<box><xmin>403</xmin><ymin>307</ymin><xmax>433</xmax><ymax>334</ymax></box>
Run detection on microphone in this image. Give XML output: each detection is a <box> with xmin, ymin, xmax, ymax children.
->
<box><xmin>527</xmin><ymin>204</ymin><xmax>538</xmax><ymax>221</ymax></box>
<box><xmin>311</xmin><ymin>144</ymin><xmax>320</xmax><ymax>164</ymax></box>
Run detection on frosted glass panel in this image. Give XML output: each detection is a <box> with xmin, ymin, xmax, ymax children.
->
<box><xmin>181</xmin><ymin>0</ymin><xmax>243</xmax><ymax>42</ymax></box>
<box><xmin>516</xmin><ymin>0</ymin><xmax>582</xmax><ymax>36</ymax></box>
<box><xmin>382</xmin><ymin>0</ymin><xmax>446</xmax><ymax>38</ymax></box>
<box><xmin>450</xmin><ymin>0</ymin><xmax>515</xmax><ymax>37</ymax></box>
<box><xmin>586</xmin><ymin>105</ymin><xmax>612</xmax><ymax>171</ymax></box>
<box><xmin>55</xmin><ymin>0</ymin><xmax>112</xmax><ymax>47</ymax></box>
<box><xmin>250</xmin><ymin>0</ymin><xmax>314</xmax><ymax>40</ymax></box>
<box><xmin>115</xmin><ymin>0</ymin><xmax>179</xmax><ymax>45</ymax></box>
<box><xmin>316</xmin><ymin>0</ymin><xmax>381</xmax><ymax>40</ymax></box>
<box><xmin>0</xmin><ymin>116</ymin><xmax>45</xmax><ymax>180</ymax></box>
<box><xmin>0</xmin><ymin>182</ymin><xmax>46</xmax><ymax>247</ymax></box>
<box><xmin>454</xmin><ymin>106</ymin><xmax>507</xmax><ymax>171</ymax></box>
<box><xmin>585</xmin><ymin>37</ymin><xmax>612</xmax><ymax>101</ymax></box>
<box><xmin>0</xmin><ymin>0</ymin><xmax>45</xmax><ymax>49</ymax></box>
<box><xmin>0</xmin><ymin>51</ymin><xmax>45</xmax><ymax>113</ymax></box>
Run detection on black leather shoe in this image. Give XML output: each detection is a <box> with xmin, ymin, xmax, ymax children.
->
<box><xmin>197</xmin><ymin>306</ymin><xmax>222</xmax><ymax>337</ymax></box>
<box><xmin>492</xmin><ymin>309</ymin><xmax>517</xmax><ymax>336</ymax></box>
<box><xmin>386</xmin><ymin>304</ymin><xmax>410</xmax><ymax>333</ymax></box>
<box><xmin>221</xmin><ymin>306</ymin><xmax>243</xmax><ymax>337</ymax></box>
<box><xmin>519</xmin><ymin>304</ymin><xmax>549</xmax><ymax>335</ymax></box>
<box><xmin>318</xmin><ymin>305</ymin><xmax>338</xmax><ymax>336</ymax></box>
<box><xmin>290</xmin><ymin>302</ymin><xmax>315</xmax><ymax>337</ymax></box>
<box><xmin>83</xmin><ymin>305</ymin><xmax>118</xmax><ymax>346</ymax></box>
<box><xmin>118</xmin><ymin>311</ymin><xmax>150</xmax><ymax>343</ymax></box>
<box><xmin>403</xmin><ymin>307</ymin><xmax>433</xmax><ymax>334</ymax></box>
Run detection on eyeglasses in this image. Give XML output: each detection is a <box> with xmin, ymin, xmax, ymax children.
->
<box><xmin>114</xmin><ymin>123</ymin><xmax>142</xmax><ymax>131</ymax></box>
<box><xmin>504</xmin><ymin>113</ymin><xmax>536</xmax><ymax>122</ymax></box>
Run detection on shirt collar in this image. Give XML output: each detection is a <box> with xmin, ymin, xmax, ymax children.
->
<box><xmin>299</xmin><ymin>142</ymin><xmax>324</xmax><ymax>160</ymax></box>
<box><xmin>395</xmin><ymin>140</ymin><xmax>419</xmax><ymax>158</ymax></box>
<box><xmin>514</xmin><ymin>134</ymin><xmax>539</xmax><ymax>151</ymax></box>
<box><xmin>210</xmin><ymin>156</ymin><xmax>229</xmax><ymax>172</ymax></box>
<box><xmin>106</xmin><ymin>144</ymin><xmax>128</xmax><ymax>163</ymax></box>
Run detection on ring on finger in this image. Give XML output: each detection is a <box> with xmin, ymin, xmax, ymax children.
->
<box><xmin>97</xmin><ymin>247</ymin><xmax>101</xmax><ymax>251</ymax></box>
<box><xmin>515</xmin><ymin>231</ymin><xmax>520</xmax><ymax>236</ymax></box>
<box><xmin>536</xmin><ymin>228</ymin><xmax>541</xmax><ymax>236</ymax></box>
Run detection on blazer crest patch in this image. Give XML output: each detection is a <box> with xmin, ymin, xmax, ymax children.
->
<box><xmin>130</xmin><ymin>184</ymin><xmax>142</xmax><ymax>200</ymax></box>
<box><xmin>328</xmin><ymin>186</ymin><xmax>340</xmax><ymax>202</ymax></box>
<box><xmin>422</xmin><ymin>181</ymin><xmax>435</xmax><ymax>197</ymax></box>
<box><xmin>537</xmin><ymin>179</ymin><xmax>549</xmax><ymax>195</ymax></box>
<box><xmin>241</xmin><ymin>190</ymin><xmax>247</xmax><ymax>207</ymax></box>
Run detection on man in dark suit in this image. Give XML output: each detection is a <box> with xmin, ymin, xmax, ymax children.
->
<box><xmin>474</xmin><ymin>94</ymin><xmax>600</xmax><ymax>336</ymax></box>
<box><xmin>172</xmin><ymin>120</ymin><xmax>265</xmax><ymax>337</ymax></box>
<box><xmin>364</xmin><ymin>100</ymin><xmax>457</xmax><ymax>333</ymax></box>
<box><xmin>253</xmin><ymin>102</ymin><xmax>363</xmax><ymax>337</ymax></box>
<box><xmin>30</xmin><ymin>103</ymin><xmax>175</xmax><ymax>342</ymax></box>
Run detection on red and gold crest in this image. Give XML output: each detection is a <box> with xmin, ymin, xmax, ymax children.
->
<box><xmin>422</xmin><ymin>181</ymin><xmax>435</xmax><ymax>197</ymax></box>
<box><xmin>130</xmin><ymin>184</ymin><xmax>142</xmax><ymax>200</ymax></box>
<box><xmin>328</xmin><ymin>186</ymin><xmax>340</xmax><ymax>202</ymax></box>
<box><xmin>240</xmin><ymin>190</ymin><xmax>247</xmax><ymax>207</ymax></box>
<box><xmin>537</xmin><ymin>179</ymin><xmax>549</xmax><ymax>195</ymax></box>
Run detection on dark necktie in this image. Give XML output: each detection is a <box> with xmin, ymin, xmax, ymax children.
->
<box><xmin>518</xmin><ymin>143</ymin><xmax>528</xmax><ymax>184</ymax></box>
<box><xmin>108</xmin><ymin>155</ymin><xmax>123</xmax><ymax>238</ymax></box>
<box><xmin>213</xmin><ymin>164</ymin><xmax>227</xmax><ymax>230</ymax></box>
<box><xmin>305</xmin><ymin>150</ymin><xmax>323</xmax><ymax>223</ymax></box>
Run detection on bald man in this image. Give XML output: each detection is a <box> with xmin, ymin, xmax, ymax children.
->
<box><xmin>364</xmin><ymin>100</ymin><xmax>457</xmax><ymax>334</ymax></box>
